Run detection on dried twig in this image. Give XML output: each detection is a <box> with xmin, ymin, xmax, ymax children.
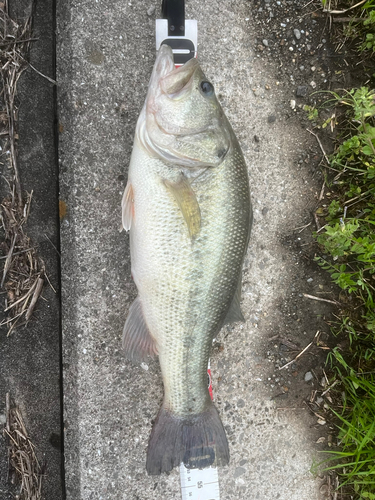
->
<box><xmin>319</xmin><ymin>180</ymin><xmax>325</xmax><ymax>201</ymax></box>
<box><xmin>25</xmin><ymin>277</ymin><xmax>43</xmax><ymax>320</ymax></box>
<box><xmin>303</xmin><ymin>293</ymin><xmax>340</xmax><ymax>306</ymax></box>
<box><xmin>4</xmin><ymin>393</ymin><xmax>44</xmax><ymax>499</ymax></box>
<box><xmin>292</xmin><ymin>222</ymin><xmax>312</xmax><ymax>233</ymax></box>
<box><xmin>279</xmin><ymin>331</ymin><xmax>320</xmax><ymax>370</ymax></box>
<box><xmin>0</xmin><ymin>6</ymin><xmax>45</xmax><ymax>332</ymax></box>
<box><xmin>323</xmin><ymin>0</ymin><xmax>367</xmax><ymax>14</ymax></box>
<box><xmin>1</xmin><ymin>232</ymin><xmax>16</xmax><ymax>287</ymax></box>
<box><xmin>322</xmin><ymin>379</ymin><xmax>339</xmax><ymax>396</ymax></box>
<box><xmin>18</xmin><ymin>55</ymin><xmax>56</xmax><ymax>85</ymax></box>
<box><xmin>332</xmin><ymin>16</ymin><xmax>366</xmax><ymax>22</ymax></box>
<box><xmin>307</xmin><ymin>129</ymin><xmax>330</xmax><ymax>166</ymax></box>
<box><xmin>314</xmin><ymin>212</ymin><xmax>321</xmax><ymax>231</ymax></box>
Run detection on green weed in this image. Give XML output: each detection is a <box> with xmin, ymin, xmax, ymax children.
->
<box><xmin>303</xmin><ymin>104</ymin><xmax>319</xmax><ymax>121</ymax></box>
<box><xmin>314</xmin><ymin>86</ymin><xmax>375</xmax><ymax>498</ymax></box>
<box><xmin>320</xmin><ymin>350</ymin><xmax>375</xmax><ymax>498</ymax></box>
<box><xmin>329</xmin><ymin>0</ymin><xmax>375</xmax><ymax>54</ymax></box>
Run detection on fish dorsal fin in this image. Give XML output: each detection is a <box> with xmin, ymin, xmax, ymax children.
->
<box><xmin>122</xmin><ymin>181</ymin><xmax>134</xmax><ymax>231</ymax></box>
<box><xmin>223</xmin><ymin>275</ymin><xmax>245</xmax><ymax>325</ymax></box>
<box><xmin>122</xmin><ymin>297</ymin><xmax>158</xmax><ymax>361</ymax></box>
<box><xmin>163</xmin><ymin>174</ymin><xmax>201</xmax><ymax>239</ymax></box>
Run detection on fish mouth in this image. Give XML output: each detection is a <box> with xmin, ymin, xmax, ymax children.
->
<box><xmin>150</xmin><ymin>45</ymin><xmax>199</xmax><ymax>99</ymax></box>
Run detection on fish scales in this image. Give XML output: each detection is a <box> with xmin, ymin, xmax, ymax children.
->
<box><xmin>122</xmin><ymin>45</ymin><xmax>252</xmax><ymax>475</ymax></box>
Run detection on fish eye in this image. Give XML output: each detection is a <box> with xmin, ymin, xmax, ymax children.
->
<box><xmin>200</xmin><ymin>81</ymin><xmax>214</xmax><ymax>97</ymax></box>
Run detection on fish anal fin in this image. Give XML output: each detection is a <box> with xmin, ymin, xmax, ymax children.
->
<box><xmin>223</xmin><ymin>275</ymin><xmax>245</xmax><ymax>325</ymax></box>
<box><xmin>122</xmin><ymin>181</ymin><xmax>135</xmax><ymax>231</ymax></box>
<box><xmin>122</xmin><ymin>297</ymin><xmax>158</xmax><ymax>361</ymax></box>
<box><xmin>163</xmin><ymin>174</ymin><xmax>201</xmax><ymax>239</ymax></box>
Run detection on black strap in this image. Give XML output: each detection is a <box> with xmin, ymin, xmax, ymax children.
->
<box><xmin>161</xmin><ymin>0</ymin><xmax>185</xmax><ymax>36</ymax></box>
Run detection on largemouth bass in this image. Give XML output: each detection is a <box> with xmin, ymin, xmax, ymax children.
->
<box><xmin>122</xmin><ymin>45</ymin><xmax>252</xmax><ymax>475</ymax></box>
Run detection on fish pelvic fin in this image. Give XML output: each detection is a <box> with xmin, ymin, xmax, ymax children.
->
<box><xmin>146</xmin><ymin>403</ymin><xmax>229</xmax><ymax>475</ymax></box>
<box><xmin>163</xmin><ymin>174</ymin><xmax>201</xmax><ymax>239</ymax></box>
<box><xmin>122</xmin><ymin>181</ymin><xmax>134</xmax><ymax>231</ymax></box>
<box><xmin>122</xmin><ymin>297</ymin><xmax>158</xmax><ymax>361</ymax></box>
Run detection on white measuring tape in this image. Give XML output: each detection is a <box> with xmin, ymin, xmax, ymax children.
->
<box><xmin>180</xmin><ymin>464</ymin><xmax>220</xmax><ymax>500</ymax></box>
<box><xmin>179</xmin><ymin>360</ymin><xmax>220</xmax><ymax>500</ymax></box>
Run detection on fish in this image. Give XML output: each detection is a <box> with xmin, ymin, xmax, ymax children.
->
<box><xmin>122</xmin><ymin>44</ymin><xmax>252</xmax><ymax>475</ymax></box>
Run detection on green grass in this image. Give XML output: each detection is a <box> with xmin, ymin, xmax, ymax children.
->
<box><xmin>313</xmin><ymin>86</ymin><xmax>375</xmax><ymax>498</ymax></box>
<box><xmin>324</xmin><ymin>0</ymin><xmax>375</xmax><ymax>54</ymax></box>
<box><xmin>317</xmin><ymin>351</ymin><xmax>375</xmax><ymax>498</ymax></box>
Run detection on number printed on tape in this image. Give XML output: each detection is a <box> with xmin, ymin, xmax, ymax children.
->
<box><xmin>180</xmin><ymin>463</ymin><xmax>220</xmax><ymax>500</ymax></box>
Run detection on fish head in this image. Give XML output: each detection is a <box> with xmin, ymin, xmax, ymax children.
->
<box><xmin>137</xmin><ymin>44</ymin><xmax>231</xmax><ymax>168</ymax></box>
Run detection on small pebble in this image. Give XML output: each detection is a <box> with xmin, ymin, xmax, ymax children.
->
<box><xmin>267</xmin><ymin>114</ymin><xmax>276</xmax><ymax>123</ymax></box>
<box><xmin>234</xmin><ymin>467</ymin><xmax>246</xmax><ymax>478</ymax></box>
<box><xmin>307</xmin><ymin>277</ymin><xmax>313</xmax><ymax>282</ymax></box>
<box><xmin>304</xmin><ymin>371</ymin><xmax>313</xmax><ymax>382</ymax></box>
<box><xmin>290</xmin><ymin>99</ymin><xmax>296</xmax><ymax>109</ymax></box>
<box><xmin>311</xmin><ymin>66</ymin><xmax>316</xmax><ymax>72</ymax></box>
<box><xmin>147</xmin><ymin>5</ymin><xmax>155</xmax><ymax>16</ymax></box>
<box><xmin>289</xmin><ymin>46</ymin><xmax>294</xmax><ymax>51</ymax></box>
<box><xmin>262</xmin><ymin>39</ymin><xmax>269</xmax><ymax>47</ymax></box>
<box><xmin>293</xmin><ymin>29</ymin><xmax>301</xmax><ymax>40</ymax></box>
<box><xmin>296</xmin><ymin>85</ymin><xmax>308</xmax><ymax>97</ymax></box>
<box><xmin>310</xmin><ymin>81</ymin><xmax>316</xmax><ymax>89</ymax></box>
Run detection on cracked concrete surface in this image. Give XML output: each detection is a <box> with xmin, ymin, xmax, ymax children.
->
<box><xmin>57</xmin><ymin>1</ymin><xmax>329</xmax><ymax>498</ymax></box>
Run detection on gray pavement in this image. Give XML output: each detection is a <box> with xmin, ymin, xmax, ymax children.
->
<box><xmin>0</xmin><ymin>1</ymin><xmax>63</xmax><ymax>499</ymax></box>
<box><xmin>57</xmin><ymin>1</ymin><xmax>328</xmax><ymax>499</ymax></box>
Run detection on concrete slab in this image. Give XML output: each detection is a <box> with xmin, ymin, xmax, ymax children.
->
<box><xmin>0</xmin><ymin>1</ymin><xmax>63</xmax><ymax>498</ymax></box>
<box><xmin>57</xmin><ymin>1</ymin><xmax>331</xmax><ymax>499</ymax></box>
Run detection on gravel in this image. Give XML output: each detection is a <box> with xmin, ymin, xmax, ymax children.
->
<box><xmin>296</xmin><ymin>85</ymin><xmax>308</xmax><ymax>97</ymax></box>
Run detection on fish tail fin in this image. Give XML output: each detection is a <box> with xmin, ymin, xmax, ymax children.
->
<box><xmin>146</xmin><ymin>403</ymin><xmax>229</xmax><ymax>475</ymax></box>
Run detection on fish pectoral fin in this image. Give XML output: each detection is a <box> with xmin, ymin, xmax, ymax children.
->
<box><xmin>122</xmin><ymin>297</ymin><xmax>158</xmax><ymax>361</ymax></box>
<box><xmin>122</xmin><ymin>181</ymin><xmax>134</xmax><ymax>231</ymax></box>
<box><xmin>163</xmin><ymin>174</ymin><xmax>201</xmax><ymax>239</ymax></box>
<box><xmin>223</xmin><ymin>275</ymin><xmax>245</xmax><ymax>325</ymax></box>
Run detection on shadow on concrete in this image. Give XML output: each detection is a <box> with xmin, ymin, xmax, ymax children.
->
<box><xmin>0</xmin><ymin>1</ymin><xmax>65</xmax><ymax>498</ymax></box>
